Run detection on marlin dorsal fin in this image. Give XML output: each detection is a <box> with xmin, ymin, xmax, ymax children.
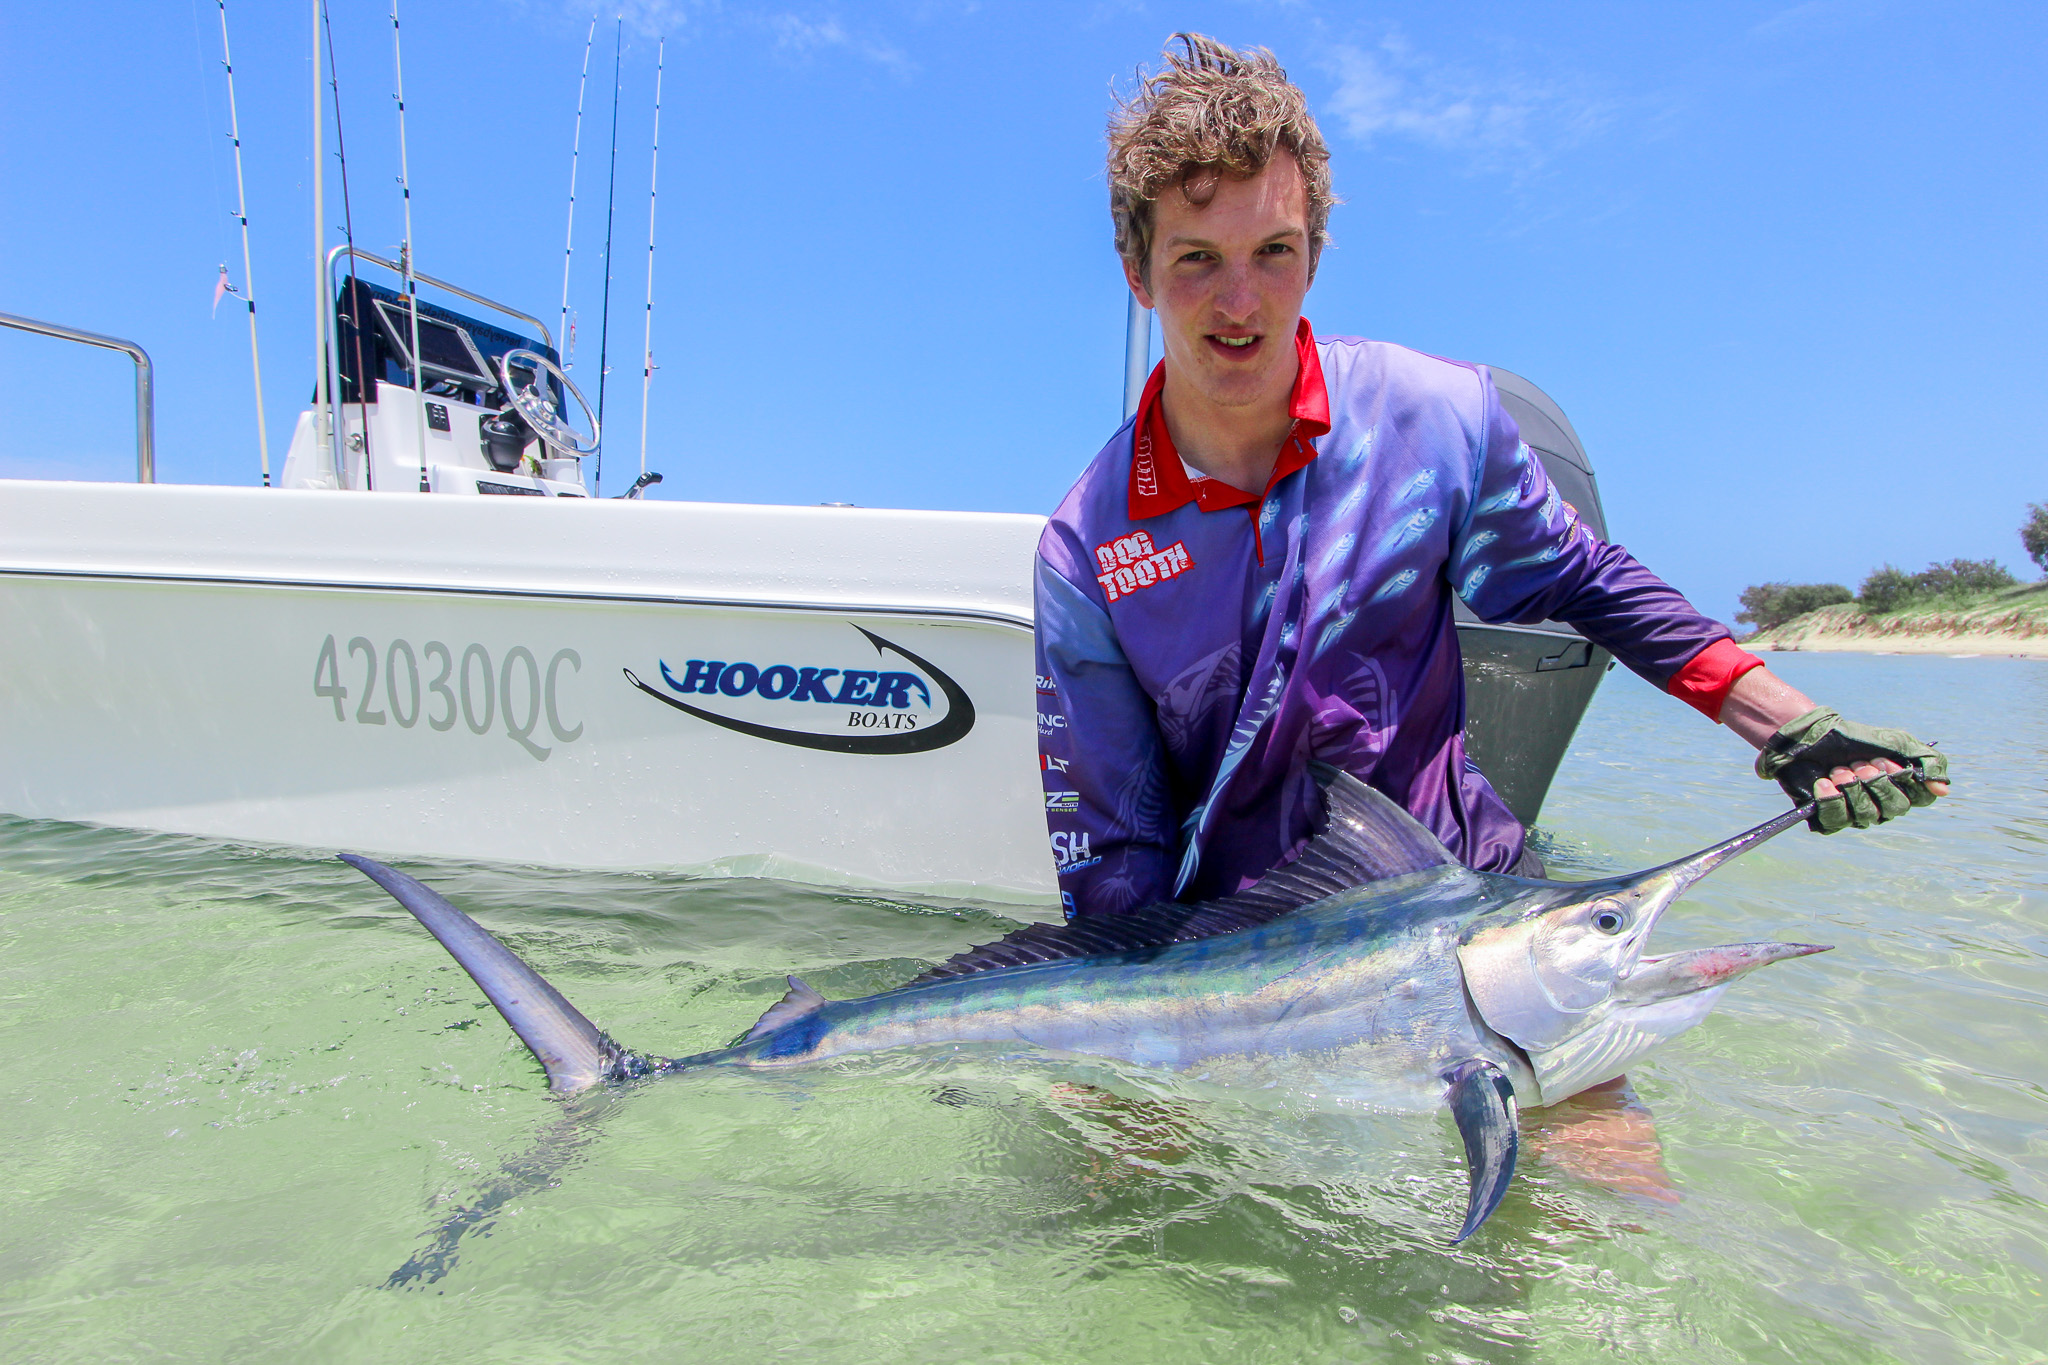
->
<box><xmin>904</xmin><ymin>766</ymin><xmax>1459</xmax><ymax>987</ymax></box>
<box><xmin>745</xmin><ymin>976</ymin><xmax>827</xmax><ymax>1042</ymax></box>
<box><xmin>1209</xmin><ymin>765</ymin><xmax>1458</xmax><ymax>919</ymax></box>
<box><xmin>1306</xmin><ymin>762</ymin><xmax>1457</xmax><ymax>876</ymax></box>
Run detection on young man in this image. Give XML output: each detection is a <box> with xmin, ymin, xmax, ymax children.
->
<box><xmin>1036</xmin><ymin>35</ymin><xmax>1947</xmax><ymax>918</ymax></box>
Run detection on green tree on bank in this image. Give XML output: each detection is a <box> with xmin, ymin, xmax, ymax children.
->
<box><xmin>1737</xmin><ymin>503</ymin><xmax>2042</xmax><ymax>635</ymax></box>
<box><xmin>2024</xmin><ymin>502</ymin><xmax>2048</xmax><ymax>572</ymax></box>
<box><xmin>1736</xmin><ymin>582</ymin><xmax>1854</xmax><ymax>632</ymax></box>
<box><xmin>1856</xmin><ymin>559</ymin><xmax>2016</xmax><ymax>613</ymax></box>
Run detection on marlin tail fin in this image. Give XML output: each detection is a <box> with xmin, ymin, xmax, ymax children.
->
<box><xmin>339</xmin><ymin>854</ymin><xmax>643</xmax><ymax>1094</ymax></box>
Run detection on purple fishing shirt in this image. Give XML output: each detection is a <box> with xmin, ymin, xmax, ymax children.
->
<box><xmin>1035</xmin><ymin>321</ymin><xmax>1750</xmax><ymax>918</ymax></box>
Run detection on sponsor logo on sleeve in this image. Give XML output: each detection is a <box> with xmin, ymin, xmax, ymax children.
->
<box><xmin>1558</xmin><ymin>499</ymin><xmax>1596</xmax><ymax>546</ymax></box>
<box><xmin>1092</xmin><ymin>530</ymin><xmax>1193</xmax><ymax>603</ymax></box>
<box><xmin>1044</xmin><ymin>790</ymin><xmax>1080</xmax><ymax>812</ymax></box>
<box><xmin>1050</xmin><ymin>830</ymin><xmax>1098</xmax><ymax>873</ymax></box>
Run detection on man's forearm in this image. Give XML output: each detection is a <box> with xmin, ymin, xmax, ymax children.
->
<box><xmin>1718</xmin><ymin>665</ymin><xmax>1951</xmax><ymax>805</ymax></box>
<box><xmin>1717</xmin><ymin>666</ymin><xmax>1820</xmax><ymax>750</ymax></box>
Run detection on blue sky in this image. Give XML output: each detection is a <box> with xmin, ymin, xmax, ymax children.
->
<box><xmin>2</xmin><ymin>0</ymin><xmax>2042</xmax><ymax>624</ymax></box>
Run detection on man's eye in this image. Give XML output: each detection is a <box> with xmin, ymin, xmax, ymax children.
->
<box><xmin>1259</xmin><ymin>242</ymin><xmax>1294</xmax><ymax>255</ymax></box>
<box><xmin>1177</xmin><ymin>250</ymin><xmax>1213</xmax><ymax>265</ymax></box>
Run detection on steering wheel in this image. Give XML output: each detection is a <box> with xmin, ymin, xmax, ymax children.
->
<box><xmin>496</xmin><ymin>348</ymin><xmax>600</xmax><ymax>456</ymax></box>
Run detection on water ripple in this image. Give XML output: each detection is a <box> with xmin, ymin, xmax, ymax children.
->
<box><xmin>0</xmin><ymin>655</ymin><xmax>2041</xmax><ymax>1361</ymax></box>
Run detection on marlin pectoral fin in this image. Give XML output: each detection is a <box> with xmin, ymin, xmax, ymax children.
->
<box><xmin>339</xmin><ymin>854</ymin><xmax>642</xmax><ymax>1094</ymax></box>
<box><xmin>1444</xmin><ymin>1058</ymin><xmax>1519</xmax><ymax>1244</ymax></box>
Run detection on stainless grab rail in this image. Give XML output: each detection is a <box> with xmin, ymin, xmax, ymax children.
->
<box><xmin>0</xmin><ymin>311</ymin><xmax>155</xmax><ymax>482</ymax></box>
<box><xmin>325</xmin><ymin>245</ymin><xmax>556</xmax><ymax>351</ymax></box>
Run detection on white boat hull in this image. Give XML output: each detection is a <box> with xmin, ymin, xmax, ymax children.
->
<box><xmin>0</xmin><ymin>481</ymin><xmax>1056</xmax><ymax>903</ymax></box>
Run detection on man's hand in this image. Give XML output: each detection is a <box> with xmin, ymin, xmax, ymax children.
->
<box><xmin>1754</xmin><ymin>707</ymin><xmax>1948</xmax><ymax>833</ymax></box>
<box><xmin>1719</xmin><ymin>669</ymin><xmax>1950</xmax><ymax>834</ymax></box>
<box><xmin>1525</xmin><ymin>1075</ymin><xmax>1678</xmax><ymax>1205</ymax></box>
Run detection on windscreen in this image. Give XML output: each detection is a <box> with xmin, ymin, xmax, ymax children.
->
<box><xmin>334</xmin><ymin>276</ymin><xmax>558</xmax><ymax>405</ymax></box>
<box><xmin>413</xmin><ymin>317</ymin><xmax>492</xmax><ymax>385</ymax></box>
<box><xmin>373</xmin><ymin>300</ymin><xmax>495</xmax><ymax>387</ymax></box>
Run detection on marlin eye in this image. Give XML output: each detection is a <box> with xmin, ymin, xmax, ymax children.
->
<box><xmin>1590</xmin><ymin>902</ymin><xmax>1627</xmax><ymax>935</ymax></box>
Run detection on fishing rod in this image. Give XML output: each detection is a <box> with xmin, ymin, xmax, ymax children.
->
<box><xmin>310</xmin><ymin>0</ymin><xmax>334</xmax><ymax>485</ymax></box>
<box><xmin>592</xmin><ymin>18</ymin><xmax>622</xmax><ymax>496</ymax></box>
<box><xmin>638</xmin><ymin>36</ymin><xmax>662</xmax><ymax>482</ymax></box>
<box><xmin>323</xmin><ymin>0</ymin><xmax>375</xmax><ymax>489</ymax></box>
<box><xmin>559</xmin><ymin>16</ymin><xmax>596</xmax><ymax>373</ymax></box>
<box><xmin>215</xmin><ymin>0</ymin><xmax>271</xmax><ymax>486</ymax></box>
<box><xmin>392</xmin><ymin>0</ymin><xmax>428</xmax><ymax>491</ymax></box>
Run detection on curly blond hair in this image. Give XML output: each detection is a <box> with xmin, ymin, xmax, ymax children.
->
<box><xmin>1108</xmin><ymin>33</ymin><xmax>1334</xmax><ymax>285</ymax></box>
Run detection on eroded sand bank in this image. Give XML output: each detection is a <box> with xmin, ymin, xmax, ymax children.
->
<box><xmin>1753</xmin><ymin>630</ymin><xmax>2048</xmax><ymax>658</ymax></box>
<box><xmin>1747</xmin><ymin>596</ymin><xmax>2048</xmax><ymax>658</ymax></box>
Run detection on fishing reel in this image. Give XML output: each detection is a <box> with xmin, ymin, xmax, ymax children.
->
<box><xmin>485</xmin><ymin>347</ymin><xmax>600</xmax><ymax>471</ymax></box>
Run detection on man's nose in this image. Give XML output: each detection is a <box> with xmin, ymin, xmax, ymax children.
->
<box><xmin>1213</xmin><ymin>262</ymin><xmax>1260</xmax><ymax>320</ymax></box>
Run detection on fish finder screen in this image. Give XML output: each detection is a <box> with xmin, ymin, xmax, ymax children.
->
<box><xmin>375</xmin><ymin>301</ymin><xmax>496</xmax><ymax>387</ymax></box>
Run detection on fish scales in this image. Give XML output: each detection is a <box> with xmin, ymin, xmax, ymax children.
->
<box><xmin>721</xmin><ymin>874</ymin><xmax>1476</xmax><ymax>1087</ymax></box>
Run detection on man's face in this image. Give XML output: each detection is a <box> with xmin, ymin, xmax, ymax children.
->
<box><xmin>1127</xmin><ymin>150</ymin><xmax>1313</xmax><ymax>413</ymax></box>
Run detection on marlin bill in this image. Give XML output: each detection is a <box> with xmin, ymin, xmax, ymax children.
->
<box><xmin>341</xmin><ymin>768</ymin><xmax>1826</xmax><ymax>1243</ymax></box>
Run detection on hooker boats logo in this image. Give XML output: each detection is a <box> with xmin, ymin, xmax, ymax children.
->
<box><xmin>622</xmin><ymin>625</ymin><xmax>976</xmax><ymax>755</ymax></box>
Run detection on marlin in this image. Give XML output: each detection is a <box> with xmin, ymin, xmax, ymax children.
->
<box><xmin>342</xmin><ymin>768</ymin><xmax>1826</xmax><ymax>1245</ymax></box>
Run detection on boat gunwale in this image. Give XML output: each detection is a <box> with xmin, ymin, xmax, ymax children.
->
<box><xmin>0</xmin><ymin>566</ymin><xmax>1596</xmax><ymax>645</ymax></box>
<box><xmin>0</xmin><ymin>564</ymin><xmax>1039</xmax><ymax>632</ymax></box>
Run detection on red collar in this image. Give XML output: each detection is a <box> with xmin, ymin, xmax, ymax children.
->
<box><xmin>1129</xmin><ymin>316</ymin><xmax>1330</xmax><ymax>521</ymax></box>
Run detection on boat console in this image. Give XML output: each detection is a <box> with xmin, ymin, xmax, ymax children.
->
<box><xmin>278</xmin><ymin>254</ymin><xmax>602</xmax><ymax>498</ymax></box>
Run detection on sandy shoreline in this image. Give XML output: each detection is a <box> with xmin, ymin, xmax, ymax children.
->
<box><xmin>1744</xmin><ymin>591</ymin><xmax>2048</xmax><ymax>658</ymax></box>
<box><xmin>1751</xmin><ymin>634</ymin><xmax>2048</xmax><ymax>658</ymax></box>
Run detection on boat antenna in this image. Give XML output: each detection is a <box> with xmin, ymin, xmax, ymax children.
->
<box><xmin>215</xmin><ymin>1</ymin><xmax>271</xmax><ymax>486</ymax></box>
<box><xmin>559</xmin><ymin>16</ymin><xmax>596</xmax><ymax>372</ymax></box>
<box><xmin>637</xmin><ymin>36</ymin><xmax>662</xmax><ymax>481</ymax></box>
<box><xmin>592</xmin><ymin>17</ymin><xmax>623</xmax><ymax>496</ymax></box>
<box><xmin>310</xmin><ymin>0</ymin><xmax>335</xmax><ymax>486</ymax></box>
<box><xmin>392</xmin><ymin>0</ymin><xmax>428</xmax><ymax>491</ymax></box>
<box><xmin>323</xmin><ymin>0</ymin><xmax>374</xmax><ymax>489</ymax></box>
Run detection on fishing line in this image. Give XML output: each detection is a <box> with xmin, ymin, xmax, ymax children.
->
<box><xmin>322</xmin><ymin>1</ymin><xmax>374</xmax><ymax>489</ymax></box>
<box><xmin>560</xmin><ymin>17</ymin><xmax>596</xmax><ymax>375</ymax></box>
<box><xmin>592</xmin><ymin>18</ymin><xmax>623</xmax><ymax>497</ymax></box>
<box><xmin>215</xmin><ymin>0</ymin><xmax>271</xmax><ymax>485</ymax></box>
<box><xmin>637</xmin><ymin>36</ymin><xmax>662</xmax><ymax>481</ymax></box>
<box><xmin>187</xmin><ymin>0</ymin><xmax>229</xmax><ymax>244</ymax></box>
<box><xmin>391</xmin><ymin>0</ymin><xmax>427</xmax><ymax>491</ymax></box>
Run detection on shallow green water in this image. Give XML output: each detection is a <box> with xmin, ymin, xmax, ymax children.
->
<box><xmin>2</xmin><ymin>653</ymin><xmax>2043</xmax><ymax>1362</ymax></box>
